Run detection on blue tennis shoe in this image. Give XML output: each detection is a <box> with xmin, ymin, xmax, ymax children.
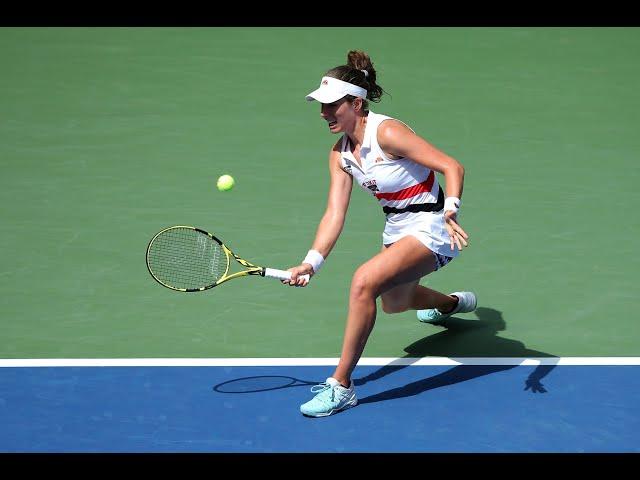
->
<box><xmin>300</xmin><ymin>377</ymin><xmax>358</xmax><ymax>417</ymax></box>
<box><xmin>417</xmin><ymin>291</ymin><xmax>477</xmax><ymax>323</ymax></box>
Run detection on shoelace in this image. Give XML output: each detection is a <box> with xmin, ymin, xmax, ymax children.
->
<box><xmin>424</xmin><ymin>308</ymin><xmax>442</xmax><ymax>319</ymax></box>
<box><xmin>311</xmin><ymin>383</ymin><xmax>335</xmax><ymax>400</ymax></box>
<box><xmin>310</xmin><ymin>382</ymin><xmax>337</xmax><ymax>403</ymax></box>
<box><xmin>310</xmin><ymin>383</ymin><xmax>330</xmax><ymax>394</ymax></box>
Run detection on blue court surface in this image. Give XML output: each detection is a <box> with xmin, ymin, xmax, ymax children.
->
<box><xmin>1</xmin><ymin>361</ymin><xmax>638</xmax><ymax>453</ymax></box>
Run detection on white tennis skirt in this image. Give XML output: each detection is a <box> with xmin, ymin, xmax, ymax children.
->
<box><xmin>382</xmin><ymin>210</ymin><xmax>460</xmax><ymax>259</ymax></box>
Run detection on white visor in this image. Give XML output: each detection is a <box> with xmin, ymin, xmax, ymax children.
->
<box><xmin>305</xmin><ymin>76</ymin><xmax>368</xmax><ymax>103</ymax></box>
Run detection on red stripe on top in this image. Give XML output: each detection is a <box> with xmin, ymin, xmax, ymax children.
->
<box><xmin>375</xmin><ymin>171</ymin><xmax>435</xmax><ymax>201</ymax></box>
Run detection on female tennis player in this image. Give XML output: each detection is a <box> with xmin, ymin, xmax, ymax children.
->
<box><xmin>286</xmin><ymin>50</ymin><xmax>477</xmax><ymax>417</ymax></box>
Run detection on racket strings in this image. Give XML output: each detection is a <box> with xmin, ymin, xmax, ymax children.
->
<box><xmin>147</xmin><ymin>228</ymin><xmax>227</xmax><ymax>290</ymax></box>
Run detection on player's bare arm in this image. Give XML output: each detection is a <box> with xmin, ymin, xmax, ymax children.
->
<box><xmin>378</xmin><ymin>120</ymin><xmax>469</xmax><ymax>250</ymax></box>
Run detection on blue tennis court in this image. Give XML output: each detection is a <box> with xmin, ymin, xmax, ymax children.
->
<box><xmin>1</xmin><ymin>360</ymin><xmax>638</xmax><ymax>452</ymax></box>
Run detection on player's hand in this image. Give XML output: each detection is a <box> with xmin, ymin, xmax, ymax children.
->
<box><xmin>282</xmin><ymin>264</ymin><xmax>313</xmax><ymax>287</ymax></box>
<box><xmin>444</xmin><ymin>210</ymin><xmax>469</xmax><ymax>251</ymax></box>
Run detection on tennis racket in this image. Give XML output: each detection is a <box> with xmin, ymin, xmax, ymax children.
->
<box><xmin>146</xmin><ymin>225</ymin><xmax>309</xmax><ymax>292</ymax></box>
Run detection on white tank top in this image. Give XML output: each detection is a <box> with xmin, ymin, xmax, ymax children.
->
<box><xmin>340</xmin><ymin>111</ymin><xmax>458</xmax><ymax>257</ymax></box>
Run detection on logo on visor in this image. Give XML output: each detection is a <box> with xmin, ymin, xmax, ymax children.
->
<box><xmin>321</xmin><ymin>79</ymin><xmax>328</xmax><ymax>85</ymax></box>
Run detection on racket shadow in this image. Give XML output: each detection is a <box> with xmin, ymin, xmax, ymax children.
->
<box><xmin>355</xmin><ymin>306</ymin><xmax>558</xmax><ymax>405</ymax></box>
<box><xmin>213</xmin><ymin>375</ymin><xmax>319</xmax><ymax>394</ymax></box>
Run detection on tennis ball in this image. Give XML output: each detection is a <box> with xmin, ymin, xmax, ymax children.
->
<box><xmin>217</xmin><ymin>174</ymin><xmax>235</xmax><ymax>191</ymax></box>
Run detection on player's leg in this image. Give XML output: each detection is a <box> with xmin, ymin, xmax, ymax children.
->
<box><xmin>300</xmin><ymin>236</ymin><xmax>474</xmax><ymax>416</ymax></box>
<box><xmin>331</xmin><ymin>236</ymin><xmax>441</xmax><ymax>386</ymax></box>
<box><xmin>378</xmin><ymin>243</ymin><xmax>476</xmax><ymax>322</ymax></box>
<box><xmin>382</xmin><ymin>281</ymin><xmax>458</xmax><ymax>313</ymax></box>
<box><xmin>301</xmin><ymin>236</ymin><xmax>435</xmax><ymax>417</ymax></box>
<box><xmin>379</xmin><ymin>239</ymin><xmax>458</xmax><ymax>314</ymax></box>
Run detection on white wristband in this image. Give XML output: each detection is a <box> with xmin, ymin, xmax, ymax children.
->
<box><xmin>444</xmin><ymin>196</ymin><xmax>461</xmax><ymax>214</ymax></box>
<box><xmin>302</xmin><ymin>249</ymin><xmax>325</xmax><ymax>274</ymax></box>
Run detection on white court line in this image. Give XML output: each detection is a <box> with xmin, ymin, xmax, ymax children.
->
<box><xmin>0</xmin><ymin>357</ymin><xmax>639</xmax><ymax>367</ymax></box>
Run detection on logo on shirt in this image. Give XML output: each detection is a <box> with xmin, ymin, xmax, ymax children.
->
<box><xmin>362</xmin><ymin>179</ymin><xmax>379</xmax><ymax>196</ymax></box>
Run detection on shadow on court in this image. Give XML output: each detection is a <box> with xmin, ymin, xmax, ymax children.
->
<box><xmin>211</xmin><ymin>307</ymin><xmax>557</xmax><ymax>402</ymax></box>
<box><xmin>213</xmin><ymin>375</ymin><xmax>317</xmax><ymax>393</ymax></box>
<box><xmin>355</xmin><ymin>307</ymin><xmax>558</xmax><ymax>405</ymax></box>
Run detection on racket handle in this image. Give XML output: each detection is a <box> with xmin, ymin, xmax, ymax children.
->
<box><xmin>264</xmin><ymin>268</ymin><xmax>310</xmax><ymax>282</ymax></box>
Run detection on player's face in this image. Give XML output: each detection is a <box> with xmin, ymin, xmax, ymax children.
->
<box><xmin>320</xmin><ymin>97</ymin><xmax>356</xmax><ymax>133</ymax></box>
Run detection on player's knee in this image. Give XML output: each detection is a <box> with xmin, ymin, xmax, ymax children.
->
<box><xmin>350</xmin><ymin>266</ymin><xmax>377</xmax><ymax>301</ymax></box>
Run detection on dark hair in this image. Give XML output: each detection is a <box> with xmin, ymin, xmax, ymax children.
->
<box><xmin>325</xmin><ymin>50</ymin><xmax>385</xmax><ymax>110</ymax></box>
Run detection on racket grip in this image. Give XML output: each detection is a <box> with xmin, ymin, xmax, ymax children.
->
<box><xmin>264</xmin><ymin>268</ymin><xmax>310</xmax><ymax>282</ymax></box>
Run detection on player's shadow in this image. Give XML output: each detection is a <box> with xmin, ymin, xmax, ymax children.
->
<box><xmin>355</xmin><ymin>306</ymin><xmax>558</xmax><ymax>405</ymax></box>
